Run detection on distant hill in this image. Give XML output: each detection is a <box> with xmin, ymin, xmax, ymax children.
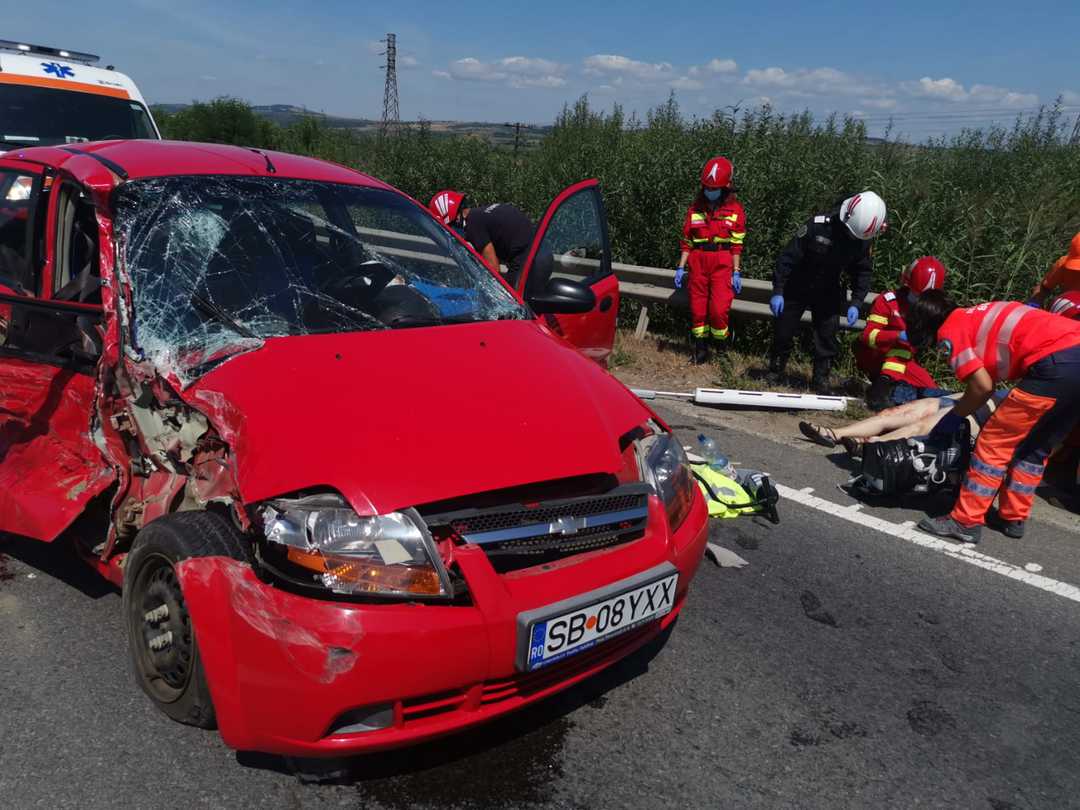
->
<box><xmin>152</xmin><ymin>102</ymin><xmax>552</xmax><ymax>148</ymax></box>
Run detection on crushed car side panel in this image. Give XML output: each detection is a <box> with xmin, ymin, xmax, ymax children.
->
<box><xmin>0</xmin><ymin>357</ymin><xmax>113</xmax><ymax>539</ymax></box>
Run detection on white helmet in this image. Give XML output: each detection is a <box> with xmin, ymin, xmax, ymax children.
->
<box><xmin>839</xmin><ymin>191</ymin><xmax>887</xmax><ymax>240</ymax></box>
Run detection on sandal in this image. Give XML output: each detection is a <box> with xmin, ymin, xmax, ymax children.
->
<box><xmin>799</xmin><ymin>421</ymin><xmax>837</xmax><ymax>448</ymax></box>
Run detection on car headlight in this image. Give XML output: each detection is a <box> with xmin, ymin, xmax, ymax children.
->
<box><xmin>259</xmin><ymin>494</ymin><xmax>451</xmax><ymax>599</ymax></box>
<box><xmin>640</xmin><ymin>432</ymin><xmax>696</xmax><ymax>531</ymax></box>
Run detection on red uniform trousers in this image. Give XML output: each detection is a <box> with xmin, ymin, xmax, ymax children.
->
<box><xmin>688</xmin><ymin>249</ymin><xmax>734</xmax><ymax>341</ymax></box>
<box><xmin>953</xmin><ymin>346</ymin><xmax>1080</xmax><ymax>526</ymax></box>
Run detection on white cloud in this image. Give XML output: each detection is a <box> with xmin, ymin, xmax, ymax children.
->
<box><xmin>583</xmin><ymin>54</ymin><xmax>675</xmax><ymax>83</ymax></box>
<box><xmin>907</xmin><ymin>76</ymin><xmax>1037</xmax><ymax>106</ymax></box>
<box><xmin>860</xmin><ymin>97</ymin><xmax>898</xmax><ymax>110</ymax></box>
<box><xmin>671</xmin><ymin>76</ymin><xmax>704</xmax><ymax>91</ymax></box>
<box><xmin>199</xmin><ymin>74</ymin><xmax>217</xmax><ymax>81</ymax></box>
<box><xmin>444</xmin><ymin>56</ymin><xmax>566</xmax><ymax>89</ymax></box>
<box><xmin>688</xmin><ymin>58</ymin><xmax>738</xmax><ymax>76</ymax></box>
<box><xmin>432</xmin><ymin>69</ymin><xmax>451</xmax><ymax>80</ymax></box>
<box><xmin>399</xmin><ymin>54</ymin><xmax>419</xmax><ymax>69</ymax></box>
<box><xmin>742</xmin><ymin>66</ymin><xmax>881</xmax><ymax>98</ymax></box>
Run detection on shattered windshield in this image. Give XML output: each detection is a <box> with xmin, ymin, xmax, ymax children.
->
<box><xmin>113</xmin><ymin>176</ymin><xmax>528</xmax><ymax>383</ymax></box>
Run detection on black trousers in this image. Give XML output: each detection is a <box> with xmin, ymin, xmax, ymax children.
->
<box><xmin>769</xmin><ymin>294</ymin><xmax>842</xmax><ymax>376</ymax></box>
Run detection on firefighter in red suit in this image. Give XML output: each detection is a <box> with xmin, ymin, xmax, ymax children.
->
<box><xmin>856</xmin><ymin>256</ymin><xmax>949</xmax><ymax>410</ymax></box>
<box><xmin>674</xmin><ymin>157</ymin><xmax>746</xmax><ymax>363</ymax></box>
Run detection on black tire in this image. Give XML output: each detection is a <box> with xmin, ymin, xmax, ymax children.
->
<box><xmin>122</xmin><ymin>510</ymin><xmax>246</xmax><ymax>729</ymax></box>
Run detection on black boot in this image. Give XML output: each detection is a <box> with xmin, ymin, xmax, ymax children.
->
<box><xmin>692</xmin><ymin>337</ymin><xmax>710</xmax><ymax>364</ymax></box>
<box><xmin>766</xmin><ymin>355</ymin><xmax>786</xmax><ymax>385</ymax></box>
<box><xmin>811</xmin><ymin>360</ymin><xmax>832</xmax><ymax>394</ymax></box>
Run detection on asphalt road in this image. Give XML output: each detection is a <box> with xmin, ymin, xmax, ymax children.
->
<box><xmin>3</xmin><ymin>400</ymin><xmax>1080</xmax><ymax>809</ymax></box>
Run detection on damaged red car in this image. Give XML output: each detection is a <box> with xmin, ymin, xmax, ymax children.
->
<box><xmin>0</xmin><ymin>141</ymin><xmax>709</xmax><ymax>756</ymax></box>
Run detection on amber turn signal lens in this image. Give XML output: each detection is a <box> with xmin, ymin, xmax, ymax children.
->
<box><xmin>287</xmin><ymin>547</ymin><xmax>444</xmax><ymax>596</ymax></box>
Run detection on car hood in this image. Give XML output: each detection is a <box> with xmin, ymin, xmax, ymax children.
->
<box><xmin>182</xmin><ymin>321</ymin><xmax>651</xmax><ymax>514</ymax></box>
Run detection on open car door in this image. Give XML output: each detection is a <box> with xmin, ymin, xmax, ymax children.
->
<box><xmin>0</xmin><ymin>159</ymin><xmax>112</xmax><ymax>540</ymax></box>
<box><xmin>515</xmin><ymin>180</ymin><xmax>618</xmax><ymax>366</ymax></box>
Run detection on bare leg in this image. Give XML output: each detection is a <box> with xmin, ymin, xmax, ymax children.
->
<box><xmin>870</xmin><ymin>412</ymin><xmax>947</xmax><ymax>442</ymax></box>
<box><xmin>832</xmin><ymin>397</ymin><xmax>947</xmax><ymax>440</ymax></box>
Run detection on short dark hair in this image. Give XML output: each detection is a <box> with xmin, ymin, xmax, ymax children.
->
<box><xmin>907</xmin><ymin>289</ymin><xmax>957</xmax><ymax>350</ymax></box>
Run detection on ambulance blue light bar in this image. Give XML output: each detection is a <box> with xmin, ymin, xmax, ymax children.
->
<box><xmin>0</xmin><ymin>40</ymin><xmax>101</xmax><ymax>65</ymax></box>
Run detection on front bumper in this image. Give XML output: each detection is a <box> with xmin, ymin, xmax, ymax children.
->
<box><xmin>176</xmin><ymin>490</ymin><xmax>709</xmax><ymax>757</ymax></box>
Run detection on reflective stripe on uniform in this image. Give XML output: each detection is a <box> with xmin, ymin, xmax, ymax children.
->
<box><xmin>868</xmin><ymin>329</ymin><xmax>881</xmax><ymax>348</ymax></box>
<box><xmin>1014</xmin><ymin>459</ymin><xmax>1045</xmax><ymax>476</ymax></box>
<box><xmin>970</xmin><ymin>456</ymin><xmax>1006</xmax><ymax>479</ymax></box>
<box><xmin>994</xmin><ymin>305</ymin><xmax>1030</xmax><ymax>380</ymax></box>
<box><xmin>711</xmin><ymin>326</ymin><xmax>729</xmax><ymax>340</ymax></box>
<box><xmin>886</xmin><ymin>348</ymin><xmax>913</xmax><ymax>360</ymax></box>
<box><xmin>882</xmin><ymin>361</ymin><xmax>907</xmax><ymax>374</ymax></box>
<box><xmin>962</xmin><ymin>476</ymin><xmax>998</xmax><ymax>497</ymax></box>
<box><xmin>1006</xmin><ymin>479</ymin><xmax>1038</xmax><ymax>495</ymax></box>
<box><xmin>690</xmin><ymin>213</ymin><xmax>706</xmax><ymax>223</ymax></box>
<box><xmin>951</xmin><ymin>347</ymin><xmax>977</xmax><ymax>372</ymax></box>
<box><xmin>691</xmin><ymin>325</ymin><xmax>708</xmax><ymax>337</ymax></box>
<box><xmin>867</xmin><ymin>314</ymin><xmax>890</xmax><ymax>325</ymax></box>
<box><xmin>729</xmin><ymin>231</ymin><xmax>745</xmax><ymax>245</ymax></box>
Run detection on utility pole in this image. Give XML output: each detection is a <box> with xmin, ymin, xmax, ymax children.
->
<box><xmin>380</xmin><ymin>33</ymin><xmax>400</xmax><ymax>136</ymax></box>
<box><xmin>505</xmin><ymin>121</ymin><xmax>528</xmax><ymax>155</ymax></box>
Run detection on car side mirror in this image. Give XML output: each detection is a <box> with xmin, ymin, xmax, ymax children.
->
<box><xmin>527</xmin><ymin>277</ymin><xmax>596</xmax><ymax>315</ymax></box>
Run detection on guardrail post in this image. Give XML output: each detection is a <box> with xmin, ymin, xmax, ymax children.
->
<box><xmin>634</xmin><ymin>306</ymin><xmax>650</xmax><ymax>339</ymax></box>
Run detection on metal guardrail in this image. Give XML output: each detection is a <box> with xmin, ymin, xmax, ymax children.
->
<box><xmin>355</xmin><ymin>226</ymin><xmax>877</xmax><ymax>338</ymax></box>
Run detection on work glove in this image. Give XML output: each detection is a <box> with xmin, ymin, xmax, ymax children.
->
<box><xmin>898</xmin><ymin>330</ymin><xmax>908</xmax><ymax>343</ymax></box>
<box><xmin>769</xmin><ymin>294</ymin><xmax>784</xmax><ymax>317</ymax></box>
<box><xmin>731</xmin><ymin>271</ymin><xmax>742</xmax><ymax>294</ymax></box>
<box><xmin>846</xmin><ymin>306</ymin><xmax>859</xmax><ymax>327</ymax></box>
<box><xmin>674</xmin><ymin>267</ymin><xmax>686</xmax><ymax>289</ymax></box>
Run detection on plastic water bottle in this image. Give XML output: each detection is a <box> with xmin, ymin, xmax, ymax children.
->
<box><xmin>697</xmin><ymin>434</ymin><xmax>735</xmax><ymax>477</ymax></box>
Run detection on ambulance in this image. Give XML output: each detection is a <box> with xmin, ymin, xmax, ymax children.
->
<box><xmin>0</xmin><ymin>39</ymin><xmax>160</xmax><ymax>153</ymax></box>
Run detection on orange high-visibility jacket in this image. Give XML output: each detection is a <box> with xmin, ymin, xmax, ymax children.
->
<box><xmin>938</xmin><ymin>301</ymin><xmax>1080</xmax><ymax>383</ymax></box>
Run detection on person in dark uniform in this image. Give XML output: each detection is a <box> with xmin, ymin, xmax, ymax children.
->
<box><xmin>768</xmin><ymin>191</ymin><xmax>887</xmax><ymax>393</ymax></box>
<box><xmin>429</xmin><ymin>190</ymin><xmax>535</xmax><ymax>285</ymax></box>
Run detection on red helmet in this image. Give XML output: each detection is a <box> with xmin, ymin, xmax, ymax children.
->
<box><xmin>429</xmin><ymin>189</ymin><xmax>465</xmax><ymax>226</ymax></box>
<box><xmin>1050</xmin><ymin>291</ymin><xmax>1080</xmax><ymax>320</ymax></box>
<box><xmin>900</xmin><ymin>256</ymin><xmax>946</xmax><ymax>293</ymax></box>
<box><xmin>700</xmin><ymin>156</ymin><xmax>733</xmax><ymax>189</ymax></box>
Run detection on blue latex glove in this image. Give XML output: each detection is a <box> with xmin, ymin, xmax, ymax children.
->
<box><xmin>1025</xmin><ymin>298</ymin><xmax>1041</xmax><ymax>308</ymax></box>
<box><xmin>769</xmin><ymin>294</ymin><xmax>784</xmax><ymax>317</ymax></box>
<box><xmin>846</xmin><ymin>306</ymin><xmax>859</xmax><ymax>327</ymax></box>
<box><xmin>732</xmin><ymin>270</ymin><xmax>742</xmax><ymax>294</ymax></box>
<box><xmin>898</xmin><ymin>330</ymin><xmax>908</xmax><ymax>343</ymax></box>
<box><xmin>674</xmin><ymin>267</ymin><xmax>686</xmax><ymax>289</ymax></box>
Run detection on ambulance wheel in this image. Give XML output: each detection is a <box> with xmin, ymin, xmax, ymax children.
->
<box><xmin>123</xmin><ymin>511</ymin><xmax>245</xmax><ymax>729</ymax></box>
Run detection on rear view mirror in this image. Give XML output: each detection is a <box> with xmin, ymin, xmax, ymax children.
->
<box><xmin>527</xmin><ymin>277</ymin><xmax>596</xmax><ymax>314</ymax></box>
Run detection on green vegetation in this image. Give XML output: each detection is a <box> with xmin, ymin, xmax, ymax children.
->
<box><xmin>154</xmin><ymin>96</ymin><xmax>1080</xmax><ymax>351</ymax></box>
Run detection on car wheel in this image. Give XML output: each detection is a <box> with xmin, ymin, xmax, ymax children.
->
<box><xmin>122</xmin><ymin>510</ymin><xmax>246</xmax><ymax>729</ymax></box>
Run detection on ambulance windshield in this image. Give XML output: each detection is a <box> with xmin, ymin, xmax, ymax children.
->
<box><xmin>0</xmin><ymin>84</ymin><xmax>158</xmax><ymax>148</ymax></box>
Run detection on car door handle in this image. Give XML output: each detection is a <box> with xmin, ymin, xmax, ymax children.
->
<box><xmin>599</xmin><ymin>296</ymin><xmax>613</xmax><ymax>312</ymax></box>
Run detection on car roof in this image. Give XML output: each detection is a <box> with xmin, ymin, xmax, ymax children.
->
<box><xmin>4</xmin><ymin>140</ymin><xmax>394</xmax><ymax>190</ymax></box>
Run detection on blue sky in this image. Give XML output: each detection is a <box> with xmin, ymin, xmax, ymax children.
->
<box><xmin>7</xmin><ymin>0</ymin><xmax>1080</xmax><ymax>140</ymax></box>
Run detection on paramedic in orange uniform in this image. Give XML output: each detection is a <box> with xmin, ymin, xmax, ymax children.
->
<box><xmin>674</xmin><ymin>156</ymin><xmax>746</xmax><ymax>363</ymax></box>
<box><xmin>856</xmin><ymin>256</ymin><xmax>949</xmax><ymax>410</ymax></box>
<box><xmin>1030</xmin><ymin>231</ymin><xmax>1080</xmax><ymax>306</ymax></box>
<box><xmin>909</xmin><ymin>291</ymin><xmax>1080</xmax><ymax>543</ymax></box>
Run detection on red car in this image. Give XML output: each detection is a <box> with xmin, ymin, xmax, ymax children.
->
<box><xmin>0</xmin><ymin>141</ymin><xmax>709</xmax><ymax>757</ymax></box>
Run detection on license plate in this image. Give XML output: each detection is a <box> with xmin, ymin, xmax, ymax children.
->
<box><xmin>524</xmin><ymin>573</ymin><xmax>678</xmax><ymax>671</ymax></box>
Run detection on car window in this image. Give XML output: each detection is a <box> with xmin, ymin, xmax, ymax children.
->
<box><xmin>0</xmin><ymin>168</ymin><xmax>41</xmax><ymax>293</ymax></box>
<box><xmin>113</xmin><ymin>176</ymin><xmax>529</xmax><ymax>384</ymax></box>
<box><xmin>52</xmin><ymin>183</ymin><xmax>102</xmax><ymax>304</ymax></box>
<box><xmin>524</xmin><ymin>187</ymin><xmax>610</xmax><ymax>297</ymax></box>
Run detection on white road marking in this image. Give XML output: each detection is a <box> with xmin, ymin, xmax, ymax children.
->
<box><xmin>777</xmin><ymin>483</ymin><xmax>1080</xmax><ymax>606</ymax></box>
